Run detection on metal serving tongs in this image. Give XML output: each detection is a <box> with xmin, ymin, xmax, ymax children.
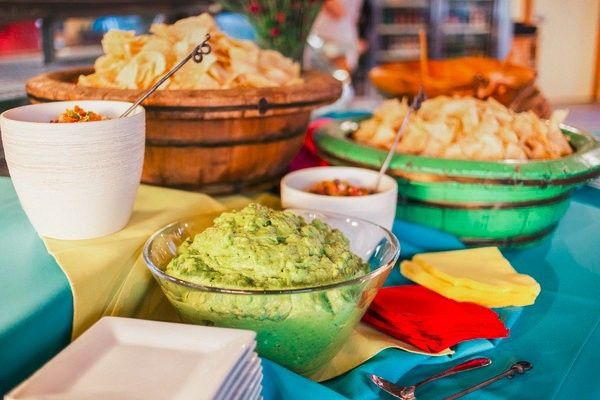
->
<box><xmin>370</xmin><ymin>357</ymin><xmax>492</xmax><ymax>400</ymax></box>
<box><xmin>372</xmin><ymin>88</ymin><xmax>426</xmax><ymax>192</ymax></box>
<box><xmin>120</xmin><ymin>33</ymin><xmax>212</xmax><ymax>118</ymax></box>
<box><xmin>443</xmin><ymin>361</ymin><xmax>533</xmax><ymax>400</ymax></box>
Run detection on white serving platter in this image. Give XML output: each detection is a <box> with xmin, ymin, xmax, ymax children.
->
<box><xmin>213</xmin><ymin>343</ymin><xmax>257</xmax><ymax>400</ymax></box>
<box><xmin>7</xmin><ymin>317</ymin><xmax>256</xmax><ymax>400</ymax></box>
<box><xmin>229</xmin><ymin>356</ymin><xmax>262</xmax><ymax>400</ymax></box>
<box><xmin>216</xmin><ymin>352</ymin><xmax>261</xmax><ymax>400</ymax></box>
<box><xmin>234</xmin><ymin>364</ymin><xmax>263</xmax><ymax>400</ymax></box>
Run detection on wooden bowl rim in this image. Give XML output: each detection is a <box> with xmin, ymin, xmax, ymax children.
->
<box><xmin>26</xmin><ymin>66</ymin><xmax>342</xmax><ymax>110</ymax></box>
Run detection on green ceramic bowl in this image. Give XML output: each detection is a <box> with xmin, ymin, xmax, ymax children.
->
<box><xmin>314</xmin><ymin>119</ymin><xmax>600</xmax><ymax>246</ymax></box>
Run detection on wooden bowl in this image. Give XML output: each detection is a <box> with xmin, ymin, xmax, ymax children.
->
<box><xmin>26</xmin><ymin>67</ymin><xmax>342</xmax><ymax>194</ymax></box>
<box><xmin>314</xmin><ymin>118</ymin><xmax>600</xmax><ymax>247</ymax></box>
<box><xmin>370</xmin><ymin>57</ymin><xmax>536</xmax><ymax>108</ymax></box>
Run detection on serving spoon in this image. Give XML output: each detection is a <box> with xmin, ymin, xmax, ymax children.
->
<box><xmin>372</xmin><ymin>88</ymin><xmax>425</xmax><ymax>192</ymax></box>
<box><xmin>119</xmin><ymin>33</ymin><xmax>212</xmax><ymax>118</ymax></box>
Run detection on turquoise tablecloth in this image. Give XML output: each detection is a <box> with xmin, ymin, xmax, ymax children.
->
<box><xmin>1</xmin><ymin>175</ymin><xmax>599</xmax><ymax>399</ymax></box>
<box><xmin>0</xmin><ymin>178</ymin><xmax>72</xmax><ymax>394</ymax></box>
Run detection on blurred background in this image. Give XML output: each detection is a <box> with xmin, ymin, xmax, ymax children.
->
<box><xmin>0</xmin><ymin>0</ymin><xmax>598</xmax><ymax>174</ymax></box>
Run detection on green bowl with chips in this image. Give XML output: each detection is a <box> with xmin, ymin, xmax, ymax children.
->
<box><xmin>314</xmin><ymin>118</ymin><xmax>600</xmax><ymax>246</ymax></box>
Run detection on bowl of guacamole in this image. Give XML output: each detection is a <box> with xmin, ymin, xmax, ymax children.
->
<box><xmin>143</xmin><ymin>203</ymin><xmax>400</xmax><ymax>376</ymax></box>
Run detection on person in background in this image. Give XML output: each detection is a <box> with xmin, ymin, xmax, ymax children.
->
<box><xmin>308</xmin><ymin>0</ymin><xmax>365</xmax><ymax>73</ymax></box>
<box><xmin>354</xmin><ymin>0</ymin><xmax>373</xmax><ymax>95</ymax></box>
<box><xmin>357</xmin><ymin>0</ymin><xmax>372</xmax><ymax>63</ymax></box>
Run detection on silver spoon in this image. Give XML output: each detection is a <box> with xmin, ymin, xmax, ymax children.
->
<box><xmin>372</xmin><ymin>88</ymin><xmax>425</xmax><ymax>192</ymax></box>
<box><xmin>120</xmin><ymin>33</ymin><xmax>212</xmax><ymax>118</ymax></box>
<box><xmin>370</xmin><ymin>357</ymin><xmax>492</xmax><ymax>400</ymax></box>
<box><xmin>443</xmin><ymin>361</ymin><xmax>532</xmax><ymax>400</ymax></box>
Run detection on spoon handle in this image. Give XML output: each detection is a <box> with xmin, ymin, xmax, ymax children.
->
<box><xmin>120</xmin><ymin>33</ymin><xmax>212</xmax><ymax>118</ymax></box>
<box><xmin>373</xmin><ymin>89</ymin><xmax>425</xmax><ymax>192</ymax></box>
<box><xmin>414</xmin><ymin>357</ymin><xmax>492</xmax><ymax>389</ymax></box>
<box><xmin>443</xmin><ymin>361</ymin><xmax>533</xmax><ymax>400</ymax></box>
<box><xmin>372</xmin><ymin>108</ymin><xmax>413</xmax><ymax>191</ymax></box>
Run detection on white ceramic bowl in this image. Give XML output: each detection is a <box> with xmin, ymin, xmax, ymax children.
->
<box><xmin>1</xmin><ymin>100</ymin><xmax>145</xmax><ymax>240</ymax></box>
<box><xmin>280</xmin><ymin>166</ymin><xmax>398</xmax><ymax>229</ymax></box>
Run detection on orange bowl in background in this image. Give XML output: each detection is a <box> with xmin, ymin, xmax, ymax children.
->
<box><xmin>369</xmin><ymin>56</ymin><xmax>536</xmax><ymax>106</ymax></box>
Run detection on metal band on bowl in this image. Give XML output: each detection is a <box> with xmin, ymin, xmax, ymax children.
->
<box><xmin>398</xmin><ymin>191</ymin><xmax>572</xmax><ymax>210</ymax></box>
<box><xmin>461</xmin><ymin>224</ymin><xmax>558</xmax><ymax>247</ymax></box>
<box><xmin>145</xmin><ymin>126</ymin><xmax>306</xmax><ymax>148</ymax></box>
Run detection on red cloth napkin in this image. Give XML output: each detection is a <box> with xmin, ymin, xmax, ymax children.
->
<box><xmin>287</xmin><ymin>118</ymin><xmax>331</xmax><ymax>172</ymax></box>
<box><xmin>362</xmin><ymin>285</ymin><xmax>509</xmax><ymax>353</ymax></box>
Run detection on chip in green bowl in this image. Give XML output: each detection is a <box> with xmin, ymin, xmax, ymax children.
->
<box><xmin>314</xmin><ymin>119</ymin><xmax>600</xmax><ymax>246</ymax></box>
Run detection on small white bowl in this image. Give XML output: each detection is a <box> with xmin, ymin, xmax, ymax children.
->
<box><xmin>1</xmin><ymin>100</ymin><xmax>145</xmax><ymax>240</ymax></box>
<box><xmin>281</xmin><ymin>166</ymin><xmax>398</xmax><ymax>229</ymax></box>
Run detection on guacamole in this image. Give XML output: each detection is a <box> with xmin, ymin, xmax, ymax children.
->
<box><xmin>161</xmin><ymin>203</ymin><xmax>373</xmax><ymax>376</ymax></box>
<box><xmin>165</xmin><ymin>203</ymin><xmax>369</xmax><ymax>290</ymax></box>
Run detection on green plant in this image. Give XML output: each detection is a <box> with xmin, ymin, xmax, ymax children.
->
<box><xmin>221</xmin><ymin>0</ymin><xmax>323</xmax><ymax>62</ymax></box>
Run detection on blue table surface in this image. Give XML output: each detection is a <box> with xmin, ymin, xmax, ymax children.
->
<box><xmin>1</xmin><ymin>176</ymin><xmax>599</xmax><ymax>399</ymax></box>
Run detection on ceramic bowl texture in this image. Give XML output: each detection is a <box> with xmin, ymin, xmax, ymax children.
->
<box><xmin>0</xmin><ymin>100</ymin><xmax>145</xmax><ymax>239</ymax></box>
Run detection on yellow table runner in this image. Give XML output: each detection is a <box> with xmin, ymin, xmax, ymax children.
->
<box><xmin>41</xmin><ymin>184</ymin><xmax>448</xmax><ymax>382</ymax></box>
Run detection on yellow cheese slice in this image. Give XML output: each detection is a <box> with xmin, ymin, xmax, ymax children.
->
<box><xmin>401</xmin><ymin>260</ymin><xmax>538</xmax><ymax>307</ymax></box>
<box><xmin>407</xmin><ymin>260</ymin><xmax>538</xmax><ymax>295</ymax></box>
<box><xmin>413</xmin><ymin>247</ymin><xmax>540</xmax><ymax>293</ymax></box>
<box><xmin>400</xmin><ymin>247</ymin><xmax>541</xmax><ymax>308</ymax></box>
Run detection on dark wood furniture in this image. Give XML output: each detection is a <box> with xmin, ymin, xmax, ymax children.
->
<box><xmin>0</xmin><ymin>1</ymin><xmax>214</xmax><ymax>63</ymax></box>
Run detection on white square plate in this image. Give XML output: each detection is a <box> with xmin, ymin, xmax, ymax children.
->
<box><xmin>7</xmin><ymin>317</ymin><xmax>256</xmax><ymax>400</ymax></box>
<box><xmin>233</xmin><ymin>363</ymin><xmax>263</xmax><ymax>400</ymax></box>
<box><xmin>217</xmin><ymin>354</ymin><xmax>262</xmax><ymax>400</ymax></box>
<box><xmin>247</xmin><ymin>382</ymin><xmax>263</xmax><ymax>400</ymax></box>
<box><xmin>215</xmin><ymin>352</ymin><xmax>260</xmax><ymax>400</ymax></box>
<box><xmin>214</xmin><ymin>345</ymin><xmax>256</xmax><ymax>397</ymax></box>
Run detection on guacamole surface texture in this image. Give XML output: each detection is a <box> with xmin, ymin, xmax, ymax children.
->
<box><xmin>165</xmin><ymin>203</ymin><xmax>368</xmax><ymax>290</ymax></box>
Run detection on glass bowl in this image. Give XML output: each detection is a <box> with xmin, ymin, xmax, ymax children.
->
<box><xmin>142</xmin><ymin>209</ymin><xmax>400</xmax><ymax>376</ymax></box>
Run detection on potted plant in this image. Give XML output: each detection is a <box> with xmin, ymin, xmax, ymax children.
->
<box><xmin>220</xmin><ymin>0</ymin><xmax>323</xmax><ymax>63</ymax></box>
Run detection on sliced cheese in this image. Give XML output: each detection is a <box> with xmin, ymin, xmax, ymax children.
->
<box><xmin>401</xmin><ymin>260</ymin><xmax>538</xmax><ymax>307</ymax></box>
<box><xmin>400</xmin><ymin>247</ymin><xmax>541</xmax><ymax>308</ymax></box>
<box><xmin>413</xmin><ymin>247</ymin><xmax>540</xmax><ymax>292</ymax></box>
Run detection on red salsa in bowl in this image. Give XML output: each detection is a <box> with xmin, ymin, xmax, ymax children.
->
<box><xmin>308</xmin><ymin>179</ymin><xmax>373</xmax><ymax>196</ymax></box>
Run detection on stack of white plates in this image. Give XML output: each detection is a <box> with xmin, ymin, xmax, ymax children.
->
<box><xmin>7</xmin><ymin>317</ymin><xmax>263</xmax><ymax>400</ymax></box>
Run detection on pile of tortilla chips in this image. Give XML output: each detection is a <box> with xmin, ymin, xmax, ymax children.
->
<box><xmin>78</xmin><ymin>14</ymin><xmax>303</xmax><ymax>90</ymax></box>
<box><xmin>354</xmin><ymin>96</ymin><xmax>573</xmax><ymax>161</ymax></box>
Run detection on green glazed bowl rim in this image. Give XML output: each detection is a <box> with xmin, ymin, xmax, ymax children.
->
<box><xmin>314</xmin><ymin>117</ymin><xmax>600</xmax><ymax>185</ymax></box>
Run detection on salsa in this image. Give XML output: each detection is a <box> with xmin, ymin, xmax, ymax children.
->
<box><xmin>308</xmin><ymin>179</ymin><xmax>372</xmax><ymax>196</ymax></box>
<box><xmin>51</xmin><ymin>106</ymin><xmax>108</xmax><ymax>123</ymax></box>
